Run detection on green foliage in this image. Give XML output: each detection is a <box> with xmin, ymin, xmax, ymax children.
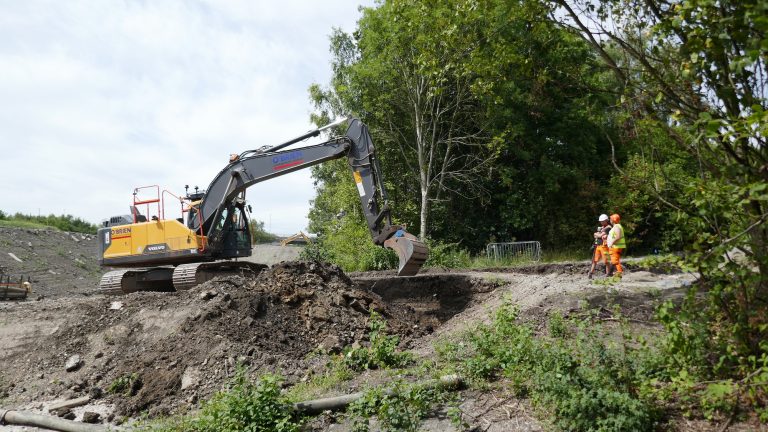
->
<box><xmin>349</xmin><ymin>382</ymin><xmax>447</xmax><ymax>432</ymax></box>
<box><xmin>308</xmin><ymin>0</ymin><xmax>618</xmax><ymax>252</ymax></box>
<box><xmin>605</xmin><ymin>121</ymin><xmax>695</xmax><ymax>254</ymax></box>
<box><xmin>423</xmin><ymin>241</ymin><xmax>472</xmax><ymax>269</ymax></box>
<box><xmin>248</xmin><ymin>219</ymin><xmax>278</xmax><ymax>244</ymax></box>
<box><xmin>301</xmin><ymin>218</ymin><xmax>398</xmax><ymax>272</ymax></box>
<box><xmin>633</xmin><ymin>254</ymin><xmax>683</xmax><ymax>274</ymax></box>
<box><xmin>438</xmin><ymin>301</ymin><xmax>662</xmax><ymax>431</ymax></box>
<box><xmin>343</xmin><ymin>312</ymin><xmax>412</xmax><ymax>371</ymax></box>
<box><xmin>151</xmin><ymin>372</ymin><xmax>302</xmax><ymax>432</ymax></box>
<box><xmin>285</xmin><ymin>356</ymin><xmax>354</xmax><ymax>403</ymax></box>
<box><xmin>0</xmin><ymin>211</ymin><xmax>96</xmax><ymax>233</ymax></box>
<box><xmin>558</xmin><ymin>0</ymin><xmax>768</xmax><ymax>419</ymax></box>
<box><xmin>108</xmin><ymin>373</ymin><xmax>139</xmax><ymax>396</ymax></box>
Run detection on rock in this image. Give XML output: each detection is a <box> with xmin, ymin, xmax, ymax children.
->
<box><xmin>54</xmin><ymin>408</ymin><xmax>75</xmax><ymax>419</ymax></box>
<box><xmin>318</xmin><ymin>335</ymin><xmax>341</xmax><ymax>353</ymax></box>
<box><xmin>181</xmin><ymin>367</ymin><xmax>201</xmax><ymax>390</ymax></box>
<box><xmin>94</xmin><ymin>352</ymin><xmax>104</xmax><ymax>359</ymax></box>
<box><xmin>70</xmin><ymin>235</ymin><xmax>80</xmax><ymax>242</ymax></box>
<box><xmin>82</xmin><ymin>411</ymin><xmax>101</xmax><ymax>423</ymax></box>
<box><xmin>89</xmin><ymin>387</ymin><xmax>104</xmax><ymax>399</ymax></box>
<box><xmin>7</xmin><ymin>252</ymin><xmax>23</xmax><ymax>263</ymax></box>
<box><xmin>200</xmin><ymin>290</ymin><xmax>217</xmax><ymax>300</ymax></box>
<box><xmin>109</xmin><ymin>302</ymin><xmax>123</xmax><ymax>310</ymax></box>
<box><xmin>309</xmin><ymin>306</ymin><xmax>330</xmax><ymax>321</ymax></box>
<box><xmin>65</xmin><ymin>355</ymin><xmax>83</xmax><ymax>372</ymax></box>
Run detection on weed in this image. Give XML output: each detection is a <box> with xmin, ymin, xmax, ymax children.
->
<box><xmin>482</xmin><ymin>275</ymin><xmax>507</xmax><ymax>286</ymax></box>
<box><xmin>286</xmin><ymin>356</ymin><xmax>354</xmax><ymax>402</ymax></box>
<box><xmin>591</xmin><ymin>275</ymin><xmax>623</xmax><ymax>286</ymax></box>
<box><xmin>547</xmin><ymin>310</ymin><xmax>568</xmax><ymax>338</ymax></box>
<box><xmin>150</xmin><ymin>372</ymin><xmax>302</xmax><ymax>432</ymax></box>
<box><xmin>437</xmin><ymin>301</ymin><xmax>663</xmax><ymax>431</ymax></box>
<box><xmin>349</xmin><ymin>381</ymin><xmax>445</xmax><ymax>432</ymax></box>
<box><xmin>634</xmin><ymin>254</ymin><xmax>682</xmax><ymax>273</ymax></box>
<box><xmin>109</xmin><ymin>373</ymin><xmax>139</xmax><ymax>396</ymax></box>
<box><xmin>343</xmin><ymin>312</ymin><xmax>412</xmax><ymax>371</ymax></box>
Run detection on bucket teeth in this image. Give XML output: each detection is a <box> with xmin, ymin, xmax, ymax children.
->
<box><xmin>384</xmin><ymin>233</ymin><xmax>428</xmax><ymax>276</ymax></box>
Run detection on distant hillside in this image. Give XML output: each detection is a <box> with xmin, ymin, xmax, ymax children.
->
<box><xmin>0</xmin><ymin>211</ymin><xmax>97</xmax><ymax>234</ymax></box>
<box><xmin>0</xmin><ymin>226</ymin><xmax>100</xmax><ymax>298</ymax></box>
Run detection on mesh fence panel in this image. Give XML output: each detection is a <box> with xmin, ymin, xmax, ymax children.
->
<box><xmin>486</xmin><ymin>241</ymin><xmax>541</xmax><ymax>263</ymax></box>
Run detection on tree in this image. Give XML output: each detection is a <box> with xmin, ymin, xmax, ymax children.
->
<box><xmin>311</xmin><ymin>0</ymin><xmax>492</xmax><ymax>241</ymax></box>
<box><xmin>554</xmin><ymin>0</ymin><xmax>768</xmax><ymax>409</ymax></box>
<box><xmin>249</xmin><ymin>219</ymin><xmax>277</xmax><ymax>244</ymax></box>
<box><xmin>310</xmin><ymin>0</ymin><xmax>617</xmax><ymax>252</ymax></box>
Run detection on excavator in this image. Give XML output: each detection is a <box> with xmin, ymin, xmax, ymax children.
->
<box><xmin>97</xmin><ymin>118</ymin><xmax>428</xmax><ymax>294</ymax></box>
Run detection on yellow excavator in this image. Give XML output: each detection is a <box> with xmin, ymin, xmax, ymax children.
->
<box><xmin>97</xmin><ymin>118</ymin><xmax>428</xmax><ymax>294</ymax></box>
<box><xmin>280</xmin><ymin>231</ymin><xmax>313</xmax><ymax>247</ymax></box>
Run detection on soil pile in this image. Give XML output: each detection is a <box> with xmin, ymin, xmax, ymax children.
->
<box><xmin>1</xmin><ymin>261</ymin><xmax>430</xmax><ymax>419</ymax></box>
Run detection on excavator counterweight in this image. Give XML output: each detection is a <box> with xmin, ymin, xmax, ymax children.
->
<box><xmin>98</xmin><ymin>118</ymin><xmax>428</xmax><ymax>294</ymax></box>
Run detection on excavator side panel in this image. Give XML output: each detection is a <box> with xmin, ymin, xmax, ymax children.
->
<box><xmin>99</xmin><ymin>219</ymin><xmax>203</xmax><ymax>267</ymax></box>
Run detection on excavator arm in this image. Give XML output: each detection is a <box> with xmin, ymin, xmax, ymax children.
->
<box><xmin>192</xmin><ymin>118</ymin><xmax>428</xmax><ymax>276</ymax></box>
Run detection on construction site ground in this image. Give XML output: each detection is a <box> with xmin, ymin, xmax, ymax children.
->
<box><xmin>0</xmin><ymin>227</ymin><xmax>758</xmax><ymax>431</ymax></box>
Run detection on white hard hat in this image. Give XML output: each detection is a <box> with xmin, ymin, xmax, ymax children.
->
<box><xmin>598</xmin><ymin>214</ymin><xmax>609</xmax><ymax>222</ymax></box>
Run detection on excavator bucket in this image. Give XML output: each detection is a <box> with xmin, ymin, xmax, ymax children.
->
<box><xmin>384</xmin><ymin>232</ymin><xmax>429</xmax><ymax>276</ymax></box>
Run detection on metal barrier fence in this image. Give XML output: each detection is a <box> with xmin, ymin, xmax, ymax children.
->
<box><xmin>486</xmin><ymin>241</ymin><xmax>542</xmax><ymax>263</ymax></box>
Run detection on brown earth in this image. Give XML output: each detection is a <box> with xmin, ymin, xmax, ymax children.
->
<box><xmin>0</xmin><ymin>259</ymin><xmax>497</xmax><ymax>424</ymax></box>
<box><xmin>1</xmin><ymin>226</ymin><xmax>762</xmax><ymax>431</ymax></box>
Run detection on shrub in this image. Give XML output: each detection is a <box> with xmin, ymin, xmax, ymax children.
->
<box><xmin>343</xmin><ymin>312</ymin><xmax>412</xmax><ymax>371</ymax></box>
<box><xmin>423</xmin><ymin>241</ymin><xmax>472</xmax><ymax>268</ymax></box>
<box><xmin>438</xmin><ymin>301</ymin><xmax>662</xmax><ymax>431</ymax></box>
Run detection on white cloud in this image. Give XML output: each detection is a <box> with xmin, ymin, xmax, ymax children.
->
<box><xmin>0</xmin><ymin>0</ymin><xmax>372</xmax><ymax>236</ymax></box>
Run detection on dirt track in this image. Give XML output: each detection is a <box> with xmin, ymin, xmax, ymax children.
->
<box><xmin>0</xmin><ymin>227</ymin><xmax>707</xmax><ymax>431</ymax></box>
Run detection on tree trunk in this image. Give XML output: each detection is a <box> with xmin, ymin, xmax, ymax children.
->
<box><xmin>419</xmin><ymin>186</ymin><xmax>429</xmax><ymax>242</ymax></box>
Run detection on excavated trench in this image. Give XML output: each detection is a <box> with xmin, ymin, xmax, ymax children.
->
<box><xmin>353</xmin><ymin>274</ymin><xmax>497</xmax><ymax>331</ymax></box>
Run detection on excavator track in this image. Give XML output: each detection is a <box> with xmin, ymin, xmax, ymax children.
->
<box><xmin>99</xmin><ymin>269</ymin><xmax>132</xmax><ymax>295</ymax></box>
<box><xmin>172</xmin><ymin>262</ymin><xmax>267</xmax><ymax>291</ymax></box>
<box><xmin>98</xmin><ymin>262</ymin><xmax>268</xmax><ymax>295</ymax></box>
<box><xmin>99</xmin><ymin>268</ymin><xmax>176</xmax><ymax>295</ymax></box>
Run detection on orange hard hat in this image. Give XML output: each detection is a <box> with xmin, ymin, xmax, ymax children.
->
<box><xmin>610</xmin><ymin>214</ymin><xmax>621</xmax><ymax>224</ymax></box>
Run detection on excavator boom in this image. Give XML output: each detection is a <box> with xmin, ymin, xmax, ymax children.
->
<box><xmin>98</xmin><ymin>118</ymin><xmax>427</xmax><ymax>294</ymax></box>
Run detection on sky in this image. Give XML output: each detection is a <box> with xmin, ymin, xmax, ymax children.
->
<box><xmin>0</xmin><ymin>1</ymin><xmax>372</xmax><ymax>236</ymax></box>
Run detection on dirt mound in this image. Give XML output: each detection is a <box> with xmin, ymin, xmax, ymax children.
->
<box><xmin>1</xmin><ymin>261</ymin><xmax>433</xmax><ymax>419</ymax></box>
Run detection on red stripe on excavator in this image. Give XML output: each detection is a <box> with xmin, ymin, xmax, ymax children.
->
<box><xmin>273</xmin><ymin>160</ymin><xmax>304</xmax><ymax>171</ymax></box>
<box><xmin>111</xmin><ymin>235</ymin><xmax>131</xmax><ymax>240</ymax></box>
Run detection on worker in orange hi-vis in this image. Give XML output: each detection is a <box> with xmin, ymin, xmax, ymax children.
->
<box><xmin>606</xmin><ymin>213</ymin><xmax>626</xmax><ymax>277</ymax></box>
<box><xmin>588</xmin><ymin>214</ymin><xmax>612</xmax><ymax>279</ymax></box>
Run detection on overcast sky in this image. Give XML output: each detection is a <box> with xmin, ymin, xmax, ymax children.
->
<box><xmin>0</xmin><ymin>1</ymin><xmax>372</xmax><ymax>235</ymax></box>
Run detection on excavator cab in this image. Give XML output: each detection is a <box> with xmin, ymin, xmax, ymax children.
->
<box><xmin>210</xmin><ymin>201</ymin><xmax>252</xmax><ymax>259</ymax></box>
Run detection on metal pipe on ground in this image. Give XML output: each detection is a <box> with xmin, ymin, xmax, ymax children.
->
<box><xmin>0</xmin><ymin>409</ymin><xmax>109</xmax><ymax>432</ymax></box>
<box><xmin>293</xmin><ymin>374</ymin><xmax>462</xmax><ymax>415</ymax></box>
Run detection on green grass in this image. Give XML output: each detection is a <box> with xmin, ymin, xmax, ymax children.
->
<box><xmin>285</xmin><ymin>357</ymin><xmax>354</xmax><ymax>402</ymax></box>
<box><xmin>0</xmin><ymin>219</ymin><xmax>55</xmax><ymax>230</ymax></box>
